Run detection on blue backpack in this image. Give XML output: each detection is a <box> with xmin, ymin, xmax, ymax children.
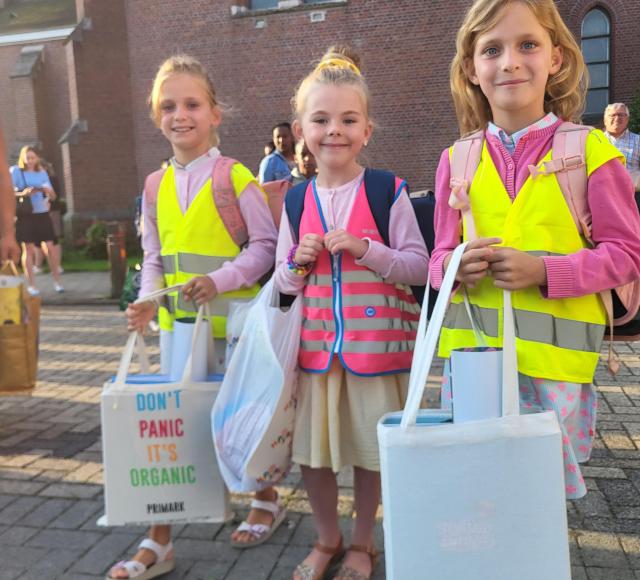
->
<box><xmin>284</xmin><ymin>169</ymin><xmax>437</xmax><ymax>313</ymax></box>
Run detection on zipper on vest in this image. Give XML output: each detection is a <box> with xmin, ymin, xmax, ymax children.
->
<box><xmin>332</xmin><ymin>253</ymin><xmax>344</xmax><ymax>353</ymax></box>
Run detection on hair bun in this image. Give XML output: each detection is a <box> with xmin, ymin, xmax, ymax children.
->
<box><xmin>323</xmin><ymin>45</ymin><xmax>361</xmax><ymax>69</ymax></box>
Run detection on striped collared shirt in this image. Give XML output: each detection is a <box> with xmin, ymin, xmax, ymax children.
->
<box><xmin>605</xmin><ymin>129</ymin><xmax>640</xmax><ymax>174</ymax></box>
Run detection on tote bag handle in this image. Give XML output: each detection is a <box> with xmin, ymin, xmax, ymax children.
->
<box><xmin>110</xmin><ymin>284</ymin><xmax>184</xmax><ymax>390</ymax></box>
<box><xmin>401</xmin><ymin>242</ymin><xmax>519</xmax><ymax>428</ymax></box>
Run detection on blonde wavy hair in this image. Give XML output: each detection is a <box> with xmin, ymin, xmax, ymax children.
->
<box><xmin>451</xmin><ymin>0</ymin><xmax>588</xmax><ymax>135</ymax></box>
<box><xmin>148</xmin><ymin>54</ymin><xmax>221</xmax><ymax>147</ymax></box>
<box><xmin>293</xmin><ymin>45</ymin><xmax>371</xmax><ymax>119</ymax></box>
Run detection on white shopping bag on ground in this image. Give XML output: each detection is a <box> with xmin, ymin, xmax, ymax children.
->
<box><xmin>100</xmin><ymin>292</ymin><xmax>231</xmax><ymax>526</ymax></box>
<box><xmin>212</xmin><ymin>279</ymin><xmax>302</xmax><ymax>492</ymax></box>
<box><xmin>378</xmin><ymin>243</ymin><xmax>571</xmax><ymax>580</ymax></box>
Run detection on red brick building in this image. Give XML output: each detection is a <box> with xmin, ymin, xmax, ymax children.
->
<box><xmin>1</xmin><ymin>0</ymin><xmax>639</xmax><ymax>236</ymax></box>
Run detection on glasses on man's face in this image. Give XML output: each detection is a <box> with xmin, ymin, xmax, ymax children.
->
<box><xmin>608</xmin><ymin>113</ymin><xmax>628</xmax><ymax>119</ymax></box>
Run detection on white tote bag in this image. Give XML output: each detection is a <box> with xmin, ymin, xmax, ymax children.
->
<box><xmin>378</xmin><ymin>243</ymin><xmax>571</xmax><ymax>580</ymax></box>
<box><xmin>100</xmin><ymin>292</ymin><xmax>231</xmax><ymax>526</ymax></box>
<box><xmin>212</xmin><ymin>279</ymin><xmax>302</xmax><ymax>492</ymax></box>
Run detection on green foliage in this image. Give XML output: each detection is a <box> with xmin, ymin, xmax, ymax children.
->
<box><xmin>84</xmin><ymin>221</ymin><xmax>108</xmax><ymax>260</ymax></box>
<box><xmin>629</xmin><ymin>93</ymin><xmax>640</xmax><ymax>134</ymax></box>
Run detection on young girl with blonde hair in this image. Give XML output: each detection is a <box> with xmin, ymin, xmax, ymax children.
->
<box><xmin>432</xmin><ymin>0</ymin><xmax>640</xmax><ymax>500</ymax></box>
<box><xmin>275</xmin><ymin>46</ymin><xmax>428</xmax><ymax>580</ymax></box>
<box><xmin>108</xmin><ymin>54</ymin><xmax>278</xmax><ymax>580</ymax></box>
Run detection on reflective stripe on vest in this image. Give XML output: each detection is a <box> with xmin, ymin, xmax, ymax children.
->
<box><xmin>156</xmin><ymin>164</ymin><xmax>260</xmax><ymax>338</ymax></box>
<box><xmin>299</xmin><ymin>177</ymin><xmax>419</xmax><ymax>376</ymax></box>
<box><xmin>439</xmin><ymin>133</ymin><xmax>620</xmax><ymax>383</ymax></box>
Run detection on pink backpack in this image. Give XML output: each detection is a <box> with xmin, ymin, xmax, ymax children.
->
<box><xmin>449</xmin><ymin>122</ymin><xmax>640</xmax><ymax>351</ymax></box>
<box><xmin>144</xmin><ymin>156</ymin><xmax>287</xmax><ymax>248</ymax></box>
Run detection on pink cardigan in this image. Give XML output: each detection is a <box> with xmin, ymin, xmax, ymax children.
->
<box><xmin>430</xmin><ymin>122</ymin><xmax>640</xmax><ymax>298</ymax></box>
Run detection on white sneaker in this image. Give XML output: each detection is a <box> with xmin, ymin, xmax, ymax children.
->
<box><xmin>32</xmin><ymin>265</ymin><xmax>43</xmax><ymax>275</ymax></box>
<box><xmin>58</xmin><ymin>267</ymin><xmax>64</xmax><ymax>275</ymax></box>
<box><xmin>54</xmin><ymin>283</ymin><xmax>64</xmax><ymax>293</ymax></box>
<box><xmin>27</xmin><ymin>286</ymin><xmax>40</xmax><ymax>296</ymax></box>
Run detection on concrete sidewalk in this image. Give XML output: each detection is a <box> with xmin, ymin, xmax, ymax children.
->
<box><xmin>32</xmin><ymin>270</ymin><xmax>117</xmax><ymax>306</ymax></box>
<box><xmin>0</xmin><ymin>303</ymin><xmax>638</xmax><ymax>578</ymax></box>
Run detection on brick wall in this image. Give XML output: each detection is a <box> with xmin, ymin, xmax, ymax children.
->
<box><xmin>124</xmin><ymin>0</ymin><xmax>640</xmax><ymax>192</ymax></box>
<box><xmin>62</xmin><ymin>0</ymin><xmax>138</xmax><ymax>235</ymax></box>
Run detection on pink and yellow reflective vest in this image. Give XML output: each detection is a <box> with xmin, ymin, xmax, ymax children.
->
<box><xmin>298</xmin><ymin>177</ymin><xmax>420</xmax><ymax>376</ymax></box>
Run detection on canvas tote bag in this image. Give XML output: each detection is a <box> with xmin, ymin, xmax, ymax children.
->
<box><xmin>100</xmin><ymin>287</ymin><xmax>231</xmax><ymax>526</ymax></box>
<box><xmin>378</xmin><ymin>242</ymin><xmax>571</xmax><ymax>580</ymax></box>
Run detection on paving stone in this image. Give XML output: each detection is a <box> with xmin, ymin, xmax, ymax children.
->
<box><xmin>0</xmin><ymin>526</ymin><xmax>39</xmax><ymax>546</ymax></box>
<box><xmin>178</xmin><ymin>523</ymin><xmax>224</xmax><ymax>541</ymax></box>
<box><xmin>573</xmin><ymin>491</ymin><xmax>614</xmax><ymax>519</ymax></box>
<box><xmin>172</xmin><ymin>538</ymin><xmax>239</xmax><ymax>563</ymax></box>
<box><xmin>0</xmin><ymin>545</ymin><xmax>48</xmax><ymax>571</ymax></box>
<box><xmin>0</xmin><ymin>567</ymin><xmax>23</xmax><ymax>580</ymax></box>
<box><xmin>38</xmin><ymin>482</ymin><xmax>102</xmax><ymax>499</ymax></box>
<box><xmin>70</xmin><ymin>532</ymin><xmax>139</xmax><ymax>575</ymax></box>
<box><xmin>577</xmin><ymin>532</ymin><xmax>629</xmax><ymax>568</ymax></box>
<box><xmin>18</xmin><ymin>548</ymin><xmax>85</xmax><ymax>579</ymax></box>
<box><xmin>27</xmin><ymin>528</ymin><xmax>103</xmax><ymax>551</ymax></box>
<box><xmin>599</xmin><ymin>480</ymin><xmax>640</xmax><ymax>507</ymax></box>
<box><xmin>20</xmin><ymin>498</ymin><xmax>75</xmax><ymax>527</ymax></box>
<box><xmin>49</xmin><ymin>499</ymin><xmax>102</xmax><ymax>529</ymax></box>
<box><xmin>0</xmin><ymin>496</ymin><xmax>45</xmax><ymax>525</ymax></box>
<box><xmin>586</xmin><ymin>568</ymin><xmax>636</xmax><ymax>579</ymax></box>
<box><xmin>225</xmin><ymin>543</ymin><xmax>283</xmax><ymax>580</ymax></box>
<box><xmin>581</xmin><ymin>466</ymin><xmax>627</xmax><ymax>479</ymax></box>
<box><xmin>571</xmin><ymin>566</ymin><xmax>589</xmax><ymax>580</ymax></box>
<box><xmin>183</xmin><ymin>560</ymin><xmax>235</xmax><ymax>580</ymax></box>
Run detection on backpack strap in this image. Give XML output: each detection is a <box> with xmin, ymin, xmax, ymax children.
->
<box><xmin>212</xmin><ymin>156</ymin><xmax>249</xmax><ymax>248</ymax></box>
<box><xmin>449</xmin><ymin>130</ymin><xmax>484</xmax><ymax>241</ymax></box>
<box><xmin>529</xmin><ymin>122</ymin><xmax>592</xmax><ymax>242</ymax></box>
<box><xmin>284</xmin><ymin>180</ymin><xmax>310</xmax><ymax>243</ymax></box>
<box><xmin>143</xmin><ymin>168</ymin><xmax>167</xmax><ymax>201</ymax></box>
<box><xmin>363</xmin><ymin>168</ymin><xmax>400</xmax><ymax>247</ymax></box>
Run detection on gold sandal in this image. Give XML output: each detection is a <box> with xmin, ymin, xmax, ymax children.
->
<box><xmin>334</xmin><ymin>544</ymin><xmax>379</xmax><ymax>580</ymax></box>
<box><xmin>292</xmin><ymin>537</ymin><xmax>345</xmax><ymax>580</ymax></box>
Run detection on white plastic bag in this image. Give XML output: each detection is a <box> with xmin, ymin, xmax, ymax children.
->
<box><xmin>212</xmin><ymin>279</ymin><xmax>302</xmax><ymax>492</ymax></box>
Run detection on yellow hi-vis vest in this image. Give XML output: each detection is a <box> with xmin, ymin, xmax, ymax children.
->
<box><xmin>156</xmin><ymin>163</ymin><xmax>261</xmax><ymax>338</ymax></box>
<box><xmin>439</xmin><ymin>129</ymin><xmax>624</xmax><ymax>383</ymax></box>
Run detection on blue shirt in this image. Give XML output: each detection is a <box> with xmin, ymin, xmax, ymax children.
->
<box><xmin>10</xmin><ymin>166</ymin><xmax>52</xmax><ymax>214</ymax></box>
<box><xmin>258</xmin><ymin>150</ymin><xmax>293</xmax><ymax>183</ymax></box>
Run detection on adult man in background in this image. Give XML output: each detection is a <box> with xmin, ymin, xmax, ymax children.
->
<box><xmin>603</xmin><ymin>103</ymin><xmax>640</xmax><ymax>194</ymax></box>
<box><xmin>0</xmin><ymin>128</ymin><xmax>19</xmax><ymax>262</ymax></box>
<box><xmin>258</xmin><ymin>122</ymin><xmax>296</xmax><ymax>184</ymax></box>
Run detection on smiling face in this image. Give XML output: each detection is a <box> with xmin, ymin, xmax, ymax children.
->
<box><xmin>604</xmin><ymin>104</ymin><xmax>629</xmax><ymax>138</ymax></box>
<box><xmin>157</xmin><ymin>73</ymin><xmax>221</xmax><ymax>165</ymax></box>
<box><xmin>296</xmin><ymin>83</ymin><xmax>372</xmax><ymax>178</ymax></box>
<box><xmin>466</xmin><ymin>1</ymin><xmax>562</xmax><ymax>132</ymax></box>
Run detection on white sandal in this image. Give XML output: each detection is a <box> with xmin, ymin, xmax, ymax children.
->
<box><xmin>231</xmin><ymin>498</ymin><xmax>287</xmax><ymax>549</ymax></box>
<box><xmin>106</xmin><ymin>538</ymin><xmax>175</xmax><ymax>580</ymax></box>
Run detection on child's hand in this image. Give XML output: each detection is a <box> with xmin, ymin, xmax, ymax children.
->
<box><xmin>294</xmin><ymin>234</ymin><xmax>324</xmax><ymax>265</ymax></box>
<box><xmin>323</xmin><ymin>229</ymin><xmax>368</xmax><ymax>259</ymax></box>
<box><xmin>125</xmin><ymin>302</ymin><xmax>157</xmax><ymax>333</ymax></box>
<box><xmin>444</xmin><ymin>237</ymin><xmax>501</xmax><ymax>287</ymax></box>
<box><xmin>182</xmin><ymin>276</ymin><xmax>217</xmax><ymax>305</ymax></box>
<box><xmin>488</xmin><ymin>247</ymin><xmax>547</xmax><ymax>290</ymax></box>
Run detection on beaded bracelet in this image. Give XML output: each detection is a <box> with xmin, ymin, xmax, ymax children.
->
<box><xmin>287</xmin><ymin>244</ymin><xmax>313</xmax><ymax>276</ymax></box>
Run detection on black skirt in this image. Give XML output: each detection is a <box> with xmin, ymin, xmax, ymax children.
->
<box><xmin>16</xmin><ymin>212</ymin><xmax>57</xmax><ymax>244</ymax></box>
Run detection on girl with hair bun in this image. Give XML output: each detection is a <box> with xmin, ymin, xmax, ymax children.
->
<box><xmin>275</xmin><ymin>46</ymin><xmax>428</xmax><ymax>580</ymax></box>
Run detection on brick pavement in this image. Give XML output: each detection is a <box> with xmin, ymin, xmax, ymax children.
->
<box><xmin>0</xmin><ymin>304</ymin><xmax>639</xmax><ymax>579</ymax></box>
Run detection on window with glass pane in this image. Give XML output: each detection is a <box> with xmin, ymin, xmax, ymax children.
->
<box><xmin>251</xmin><ymin>0</ymin><xmax>278</xmax><ymax>8</ymax></box>
<box><xmin>581</xmin><ymin>8</ymin><xmax>611</xmax><ymax>115</ymax></box>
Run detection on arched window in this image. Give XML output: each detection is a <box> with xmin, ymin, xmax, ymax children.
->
<box><xmin>581</xmin><ymin>8</ymin><xmax>611</xmax><ymax>115</ymax></box>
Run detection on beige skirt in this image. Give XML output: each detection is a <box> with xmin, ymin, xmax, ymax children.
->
<box><xmin>292</xmin><ymin>357</ymin><xmax>408</xmax><ymax>472</ymax></box>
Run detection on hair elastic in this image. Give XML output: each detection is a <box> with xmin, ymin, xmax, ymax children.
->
<box><xmin>315</xmin><ymin>57</ymin><xmax>361</xmax><ymax>76</ymax></box>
